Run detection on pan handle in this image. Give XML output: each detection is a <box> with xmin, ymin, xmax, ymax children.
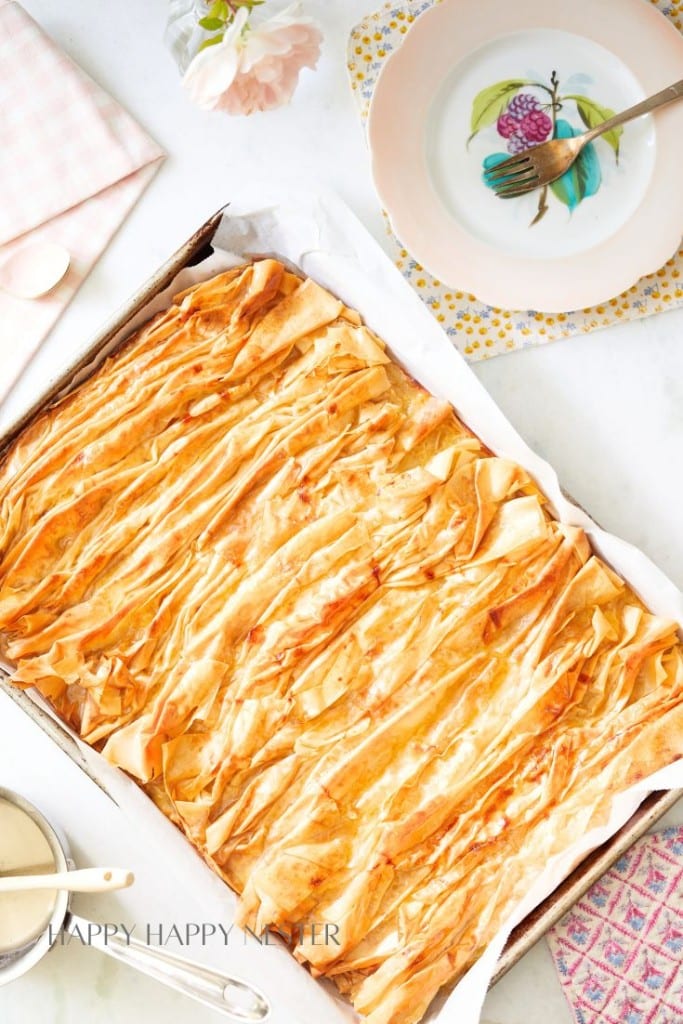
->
<box><xmin>64</xmin><ymin>912</ymin><xmax>269</xmax><ymax>1021</ymax></box>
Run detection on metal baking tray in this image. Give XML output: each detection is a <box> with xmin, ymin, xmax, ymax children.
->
<box><xmin>0</xmin><ymin>207</ymin><xmax>680</xmax><ymax>991</ymax></box>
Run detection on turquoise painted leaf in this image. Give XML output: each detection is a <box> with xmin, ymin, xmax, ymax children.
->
<box><xmin>550</xmin><ymin>119</ymin><xmax>601</xmax><ymax>212</ymax></box>
<box><xmin>482</xmin><ymin>152</ymin><xmax>511</xmax><ymax>188</ymax></box>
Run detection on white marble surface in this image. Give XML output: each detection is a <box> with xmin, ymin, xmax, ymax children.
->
<box><xmin>1</xmin><ymin>2</ymin><xmax>682</xmax><ymax>1023</ymax></box>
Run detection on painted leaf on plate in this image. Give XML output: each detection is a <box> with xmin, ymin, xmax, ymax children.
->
<box><xmin>565</xmin><ymin>94</ymin><xmax>623</xmax><ymax>158</ymax></box>
<box><xmin>550</xmin><ymin>119</ymin><xmax>602</xmax><ymax>211</ymax></box>
<box><xmin>469</xmin><ymin>80</ymin><xmax>532</xmax><ymax>142</ymax></box>
<box><xmin>482</xmin><ymin>152</ymin><xmax>513</xmax><ymax>187</ymax></box>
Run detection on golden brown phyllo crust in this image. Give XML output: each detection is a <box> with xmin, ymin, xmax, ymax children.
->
<box><xmin>0</xmin><ymin>260</ymin><xmax>682</xmax><ymax>1024</ymax></box>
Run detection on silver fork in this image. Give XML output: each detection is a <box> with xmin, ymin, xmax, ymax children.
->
<box><xmin>485</xmin><ymin>78</ymin><xmax>683</xmax><ymax>198</ymax></box>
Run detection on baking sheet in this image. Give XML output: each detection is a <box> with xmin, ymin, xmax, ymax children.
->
<box><xmin>1</xmin><ymin>186</ymin><xmax>682</xmax><ymax>1024</ymax></box>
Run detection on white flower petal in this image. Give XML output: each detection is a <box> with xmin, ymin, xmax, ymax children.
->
<box><xmin>182</xmin><ymin>8</ymin><xmax>248</xmax><ymax>109</ymax></box>
<box><xmin>184</xmin><ymin>5</ymin><xmax>321</xmax><ymax>116</ymax></box>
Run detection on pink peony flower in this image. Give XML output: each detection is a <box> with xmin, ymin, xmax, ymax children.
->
<box><xmin>182</xmin><ymin>4</ymin><xmax>323</xmax><ymax>116</ymax></box>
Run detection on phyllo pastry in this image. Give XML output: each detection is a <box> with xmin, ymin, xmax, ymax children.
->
<box><xmin>0</xmin><ymin>260</ymin><xmax>681</xmax><ymax>1024</ymax></box>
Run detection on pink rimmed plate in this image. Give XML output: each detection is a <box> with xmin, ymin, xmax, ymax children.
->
<box><xmin>367</xmin><ymin>0</ymin><xmax>683</xmax><ymax>312</ymax></box>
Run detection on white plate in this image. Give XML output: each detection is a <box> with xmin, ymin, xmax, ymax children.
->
<box><xmin>368</xmin><ymin>0</ymin><xmax>683</xmax><ymax>312</ymax></box>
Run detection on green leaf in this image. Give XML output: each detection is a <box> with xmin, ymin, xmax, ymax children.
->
<box><xmin>198</xmin><ymin>16</ymin><xmax>224</xmax><ymax>30</ymax></box>
<box><xmin>206</xmin><ymin>0</ymin><xmax>228</xmax><ymax>17</ymax></box>
<box><xmin>468</xmin><ymin>80</ymin><xmax>532</xmax><ymax>142</ymax></box>
<box><xmin>550</xmin><ymin>119</ymin><xmax>601</xmax><ymax>211</ymax></box>
<box><xmin>564</xmin><ymin>94</ymin><xmax>622</xmax><ymax>159</ymax></box>
<box><xmin>198</xmin><ymin>32</ymin><xmax>224</xmax><ymax>52</ymax></box>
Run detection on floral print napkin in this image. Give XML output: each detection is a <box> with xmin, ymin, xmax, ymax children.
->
<box><xmin>548</xmin><ymin>826</ymin><xmax>683</xmax><ymax>1024</ymax></box>
<box><xmin>347</xmin><ymin>0</ymin><xmax>683</xmax><ymax>361</ymax></box>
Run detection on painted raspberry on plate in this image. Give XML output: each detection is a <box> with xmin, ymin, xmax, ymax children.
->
<box><xmin>506</xmin><ymin>92</ymin><xmax>541</xmax><ymax>120</ymax></box>
<box><xmin>519</xmin><ymin>109</ymin><xmax>552</xmax><ymax>144</ymax></box>
<box><xmin>496</xmin><ymin>93</ymin><xmax>551</xmax><ymax>153</ymax></box>
<box><xmin>470</xmin><ymin>70</ymin><xmax>623</xmax><ymax>225</ymax></box>
<box><xmin>496</xmin><ymin>112</ymin><xmax>518</xmax><ymax>139</ymax></box>
<box><xmin>506</xmin><ymin>133</ymin><xmax>528</xmax><ymax>155</ymax></box>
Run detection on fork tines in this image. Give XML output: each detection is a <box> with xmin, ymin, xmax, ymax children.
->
<box><xmin>484</xmin><ymin>155</ymin><xmax>540</xmax><ymax>197</ymax></box>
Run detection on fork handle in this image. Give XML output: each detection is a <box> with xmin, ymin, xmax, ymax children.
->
<box><xmin>582</xmin><ymin>78</ymin><xmax>683</xmax><ymax>143</ymax></box>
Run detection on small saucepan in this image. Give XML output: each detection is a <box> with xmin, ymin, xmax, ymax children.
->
<box><xmin>0</xmin><ymin>787</ymin><xmax>269</xmax><ymax>1021</ymax></box>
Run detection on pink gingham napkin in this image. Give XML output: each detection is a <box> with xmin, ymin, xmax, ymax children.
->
<box><xmin>548</xmin><ymin>826</ymin><xmax>683</xmax><ymax>1024</ymax></box>
<box><xmin>0</xmin><ymin>1</ymin><xmax>164</xmax><ymax>402</ymax></box>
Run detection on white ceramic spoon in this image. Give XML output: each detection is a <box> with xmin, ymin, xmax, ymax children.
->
<box><xmin>0</xmin><ymin>242</ymin><xmax>70</xmax><ymax>299</ymax></box>
<box><xmin>0</xmin><ymin>867</ymin><xmax>134</xmax><ymax>894</ymax></box>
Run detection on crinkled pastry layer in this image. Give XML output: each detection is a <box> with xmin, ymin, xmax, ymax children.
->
<box><xmin>0</xmin><ymin>260</ymin><xmax>682</xmax><ymax>1024</ymax></box>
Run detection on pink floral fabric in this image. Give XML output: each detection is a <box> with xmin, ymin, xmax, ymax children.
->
<box><xmin>548</xmin><ymin>827</ymin><xmax>683</xmax><ymax>1024</ymax></box>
